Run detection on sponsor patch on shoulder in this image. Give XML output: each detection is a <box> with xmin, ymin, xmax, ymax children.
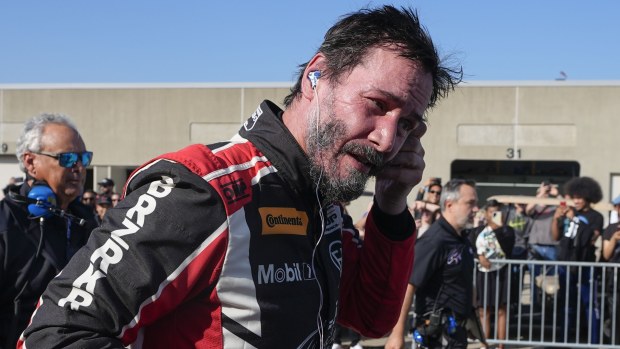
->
<box><xmin>259</xmin><ymin>207</ymin><xmax>308</xmax><ymax>236</ymax></box>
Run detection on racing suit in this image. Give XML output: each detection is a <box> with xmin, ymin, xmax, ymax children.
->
<box><xmin>20</xmin><ymin>100</ymin><xmax>415</xmax><ymax>349</ymax></box>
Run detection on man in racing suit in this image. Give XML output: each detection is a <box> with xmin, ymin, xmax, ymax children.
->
<box><xmin>20</xmin><ymin>6</ymin><xmax>462</xmax><ymax>349</ymax></box>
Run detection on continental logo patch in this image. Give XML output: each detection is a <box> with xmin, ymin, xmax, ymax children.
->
<box><xmin>259</xmin><ymin>208</ymin><xmax>308</xmax><ymax>236</ymax></box>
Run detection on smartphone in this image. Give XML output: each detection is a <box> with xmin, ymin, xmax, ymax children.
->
<box><xmin>414</xmin><ymin>209</ymin><xmax>422</xmax><ymax>220</ymax></box>
<box><xmin>491</xmin><ymin>211</ymin><xmax>503</xmax><ymax>226</ymax></box>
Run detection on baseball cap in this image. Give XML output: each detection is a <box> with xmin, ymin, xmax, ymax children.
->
<box><xmin>96</xmin><ymin>195</ymin><xmax>113</xmax><ymax>206</ymax></box>
<box><xmin>612</xmin><ymin>195</ymin><xmax>620</xmax><ymax>206</ymax></box>
<box><xmin>98</xmin><ymin>178</ymin><xmax>115</xmax><ymax>187</ymax></box>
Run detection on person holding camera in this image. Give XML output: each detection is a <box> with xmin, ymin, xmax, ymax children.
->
<box><xmin>526</xmin><ymin>180</ymin><xmax>560</xmax><ymax>261</ymax></box>
<box><xmin>385</xmin><ymin>179</ymin><xmax>479</xmax><ymax>349</ymax></box>
<box><xmin>414</xmin><ymin>177</ymin><xmax>442</xmax><ymax>203</ymax></box>
<box><xmin>524</xmin><ymin>180</ymin><xmax>560</xmax><ymax>308</ymax></box>
<box><xmin>410</xmin><ymin>178</ymin><xmax>442</xmax><ymax>238</ymax></box>
<box><xmin>471</xmin><ymin>200</ymin><xmax>515</xmax><ymax>348</ymax></box>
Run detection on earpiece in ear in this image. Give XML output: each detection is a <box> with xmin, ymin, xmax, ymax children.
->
<box><xmin>308</xmin><ymin>71</ymin><xmax>321</xmax><ymax>90</ymax></box>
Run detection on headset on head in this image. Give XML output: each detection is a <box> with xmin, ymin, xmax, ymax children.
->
<box><xmin>27</xmin><ymin>182</ymin><xmax>57</xmax><ymax>218</ymax></box>
<box><xmin>13</xmin><ymin>182</ymin><xmax>86</xmax><ymax>225</ymax></box>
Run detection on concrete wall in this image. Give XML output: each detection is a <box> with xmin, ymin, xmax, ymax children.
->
<box><xmin>421</xmin><ymin>83</ymin><xmax>619</xmax><ymax>199</ymax></box>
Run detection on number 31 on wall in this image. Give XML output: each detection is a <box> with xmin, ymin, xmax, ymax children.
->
<box><xmin>506</xmin><ymin>148</ymin><xmax>521</xmax><ymax>159</ymax></box>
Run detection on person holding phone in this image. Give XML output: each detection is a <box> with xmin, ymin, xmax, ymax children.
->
<box><xmin>552</xmin><ymin>176</ymin><xmax>604</xmax><ymax>343</ymax></box>
<box><xmin>471</xmin><ymin>199</ymin><xmax>515</xmax><ymax>348</ymax></box>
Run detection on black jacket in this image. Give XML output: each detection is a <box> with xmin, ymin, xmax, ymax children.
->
<box><xmin>410</xmin><ymin>217</ymin><xmax>476</xmax><ymax>319</ymax></box>
<box><xmin>0</xmin><ymin>183</ymin><xmax>97</xmax><ymax>348</ymax></box>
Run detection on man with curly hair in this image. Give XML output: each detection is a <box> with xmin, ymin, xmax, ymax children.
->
<box><xmin>552</xmin><ymin>176</ymin><xmax>604</xmax><ymax>343</ymax></box>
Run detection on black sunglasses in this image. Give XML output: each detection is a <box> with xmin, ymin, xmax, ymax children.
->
<box><xmin>428</xmin><ymin>190</ymin><xmax>442</xmax><ymax>195</ymax></box>
<box><xmin>34</xmin><ymin>151</ymin><xmax>93</xmax><ymax>168</ymax></box>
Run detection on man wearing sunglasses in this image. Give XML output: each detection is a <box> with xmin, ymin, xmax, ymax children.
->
<box><xmin>81</xmin><ymin>189</ymin><xmax>97</xmax><ymax>209</ymax></box>
<box><xmin>0</xmin><ymin>113</ymin><xmax>98</xmax><ymax>348</ymax></box>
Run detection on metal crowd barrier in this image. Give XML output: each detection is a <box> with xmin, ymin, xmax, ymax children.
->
<box><xmin>474</xmin><ymin>259</ymin><xmax>620</xmax><ymax>348</ymax></box>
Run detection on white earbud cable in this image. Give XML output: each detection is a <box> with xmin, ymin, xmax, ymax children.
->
<box><xmin>310</xmin><ymin>85</ymin><xmax>326</xmax><ymax>348</ymax></box>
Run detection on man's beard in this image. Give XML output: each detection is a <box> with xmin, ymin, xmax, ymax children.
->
<box><xmin>306</xmin><ymin>103</ymin><xmax>384</xmax><ymax>204</ymax></box>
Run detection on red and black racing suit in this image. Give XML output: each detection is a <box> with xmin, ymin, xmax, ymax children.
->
<box><xmin>20</xmin><ymin>100</ymin><xmax>415</xmax><ymax>349</ymax></box>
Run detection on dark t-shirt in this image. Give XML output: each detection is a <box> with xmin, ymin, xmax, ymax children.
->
<box><xmin>410</xmin><ymin>217</ymin><xmax>475</xmax><ymax>318</ymax></box>
<box><xmin>603</xmin><ymin>222</ymin><xmax>620</xmax><ymax>263</ymax></box>
<box><xmin>581</xmin><ymin>209</ymin><xmax>605</xmax><ymax>234</ymax></box>
<box><xmin>557</xmin><ymin>208</ymin><xmax>604</xmax><ymax>262</ymax></box>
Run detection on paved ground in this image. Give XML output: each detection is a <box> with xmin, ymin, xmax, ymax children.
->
<box><xmin>336</xmin><ymin>272</ymin><xmax>612</xmax><ymax>349</ymax></box>
<box><xmin>349</xmin><ymin>336</ymin><xmax>531</xmax><ymax>348</ymax></box>
<box><xmin>357</xmin><ymin>335</ymin><xmax>411</xmax><ymax>348</ymax></box>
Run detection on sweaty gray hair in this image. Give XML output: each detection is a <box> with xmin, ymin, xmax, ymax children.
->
<box><xmin>439</xmin><ymin>178</ymin><xmax>476</xmax><ymax>212</ymax></box>
<box><xmin>15</xmin><ymin>113</ymin><xmax>78</xmax><ymax>172</ymax></box>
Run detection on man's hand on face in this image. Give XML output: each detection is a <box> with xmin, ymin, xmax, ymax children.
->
<box><xmin>374</xmin><ymin>133</ymin><xmax>425</xmax><ymax>215</ymax></box>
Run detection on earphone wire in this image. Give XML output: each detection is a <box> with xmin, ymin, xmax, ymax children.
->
<box><xmin>310</xmin><ymin>83</ymin><xmax>326</xmax><ymax>348</ymax></box>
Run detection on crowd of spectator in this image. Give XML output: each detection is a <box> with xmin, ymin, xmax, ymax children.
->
<box><xmin>384</xmin><ymin>176</ymin><xmax>620</xmax><ymax>348</ymax></box>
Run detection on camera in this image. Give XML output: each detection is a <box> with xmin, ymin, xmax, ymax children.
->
<box><xmin>414</xmin><ymin>209</ymin><xmax>422</xmax><ymax>220</ymax></box>
<box><xmin>428</xmin><ymin>312</ymin><xmax>441</xmax><ymax>335</ymax></box>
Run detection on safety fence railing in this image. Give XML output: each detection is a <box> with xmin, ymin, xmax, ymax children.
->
<box><xmin>474</xmin><ymin>258</ymin><xmax>620</xmax><ymax>348</ymax></box>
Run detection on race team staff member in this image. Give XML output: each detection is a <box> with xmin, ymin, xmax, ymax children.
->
<box><xmin>385</xmin><ymin>179</ymin><xmax>478</xmax><ymax>349</ymax></box>
<box><xmin>0</xmin><ymin>114</ymin><xmax>97</xmax><ymax>349</ymax></box>
<box><xmin>20</xmin><ymin>6</ymin><xmax>462</xmax><ymax>348</ymax></box>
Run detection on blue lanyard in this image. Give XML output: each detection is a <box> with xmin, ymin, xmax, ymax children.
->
<box><xmin>65</xmin><ymin>217</ymin><xmax>72</xmax><ymax>260</ymax></box>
